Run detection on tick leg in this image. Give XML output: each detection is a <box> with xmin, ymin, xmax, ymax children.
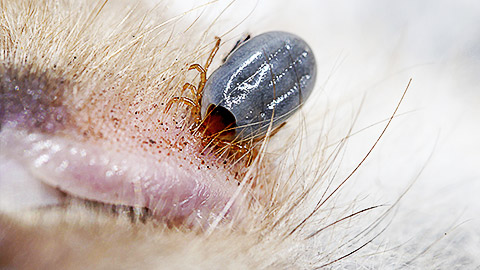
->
<box><xmin>164</xmin><ymin>37</ymin><xmax>221</xmax><ymax>120</ymax></box>
<box><xmin>188</xmin><ymin>64</ymin><xmax>207</xmax><ymax>105</ymax></box>
<box><xmin>182</xmin><ymin>83</ymin><xmax>197</xmax><ymax>97</ymax></box>
<box><xmin>189</xmin><ymin>37</ymin><xmax>221</xmax><ymax>104</ymax></box>
<box><xmin>205</xmin><ymin>37</ymin><xmax>221</xmax><ymax>70</ymax></box>
<box><xmin>164</xmin><ymin>96</ymin><xmax>196</xmax><ymax>113</ymax></box>
<box><xmin>222</xmin><ymin>34</ymin><xmax>250</xmax><ymax>63</ymax></box>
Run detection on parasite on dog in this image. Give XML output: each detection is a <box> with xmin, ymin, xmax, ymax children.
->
<box><xmin>167</xmin><ymin>31</ymin><xmax>317</xmax><ymax>143</ymax></box>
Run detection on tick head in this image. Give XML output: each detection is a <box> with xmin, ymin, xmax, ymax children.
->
<box><xmin>200</xmin><ymin>104</ymin><xmax>237</xmax><ymax>141</ymax></box>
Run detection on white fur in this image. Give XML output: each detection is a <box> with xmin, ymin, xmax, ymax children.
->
<box><xmin>1</xmin><ymin>0</ymin><xmax>479</xmax><ymax>268</ymax></box>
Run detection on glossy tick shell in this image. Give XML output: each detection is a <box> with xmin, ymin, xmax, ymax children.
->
<box><xmin>200</xmin><ymin>31</ymin><xmax>317</xmax><ymax>140</ymax></box>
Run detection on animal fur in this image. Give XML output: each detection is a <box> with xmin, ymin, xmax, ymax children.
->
<box><xmin>1</xmin><ymin>0</ymin><xmax>479</xmax><ymax>269</ymax></box>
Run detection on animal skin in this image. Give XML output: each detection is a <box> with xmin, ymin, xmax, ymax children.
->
<box><xmin>1</xmin><ymin>0</ymin><xmax>479</xmax><ymax>269</ymax></box>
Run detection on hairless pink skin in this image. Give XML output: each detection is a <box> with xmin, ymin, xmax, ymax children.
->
<box><xmin>1</xmin><ymin>125</ymin><xmax>244</xmax><ymax>226</ymax></box>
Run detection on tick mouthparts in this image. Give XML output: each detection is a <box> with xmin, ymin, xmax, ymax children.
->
<box><xmin>200</xmin><ymin>104</ymin><xmax>237</xmax><ymax>141</ymax></box>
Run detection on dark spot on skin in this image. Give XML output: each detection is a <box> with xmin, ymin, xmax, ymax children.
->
<box><xmin>0</xmin><ymin>65</ymin><xmax>70</xmax><ymax>134</ymax></box>
<box><xmin>148</xmin><ymin>139</ymin><xmax>156</xmax><ymax>144</ymax></box>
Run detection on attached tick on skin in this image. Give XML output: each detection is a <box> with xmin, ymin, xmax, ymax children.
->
<box><xmin>166</xmin><ymin>31</ymin><xmax>317</xmax><ymax>157</ymax></box>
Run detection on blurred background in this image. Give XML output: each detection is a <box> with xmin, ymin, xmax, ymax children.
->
<box><xmin>167</xmin><ymin>0</ymin><xmax>480</xmax><ymax>266</ymax></box>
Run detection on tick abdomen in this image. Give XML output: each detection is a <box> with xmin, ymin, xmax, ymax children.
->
<box><xmin>201</xmin><ymin>31</ymin><xmax>317</xmax><ymax>139</ymax></box>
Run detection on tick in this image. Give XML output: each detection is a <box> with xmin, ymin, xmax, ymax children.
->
<box><xmin>166</xmin><ymin>31</ymin><xmax>317</xmax><ymax>144</ymax></box>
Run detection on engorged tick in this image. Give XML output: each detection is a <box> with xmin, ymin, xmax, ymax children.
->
<box><xmin>165</xmin><ymin>31</ymin><xmax>316</xmax><ymax>149</ymax></box>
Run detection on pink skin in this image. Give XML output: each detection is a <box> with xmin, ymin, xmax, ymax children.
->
<box><xmin>1</xmin><ymin>125</ymin><xmax>244</xmax><ymax>226</ymax></box>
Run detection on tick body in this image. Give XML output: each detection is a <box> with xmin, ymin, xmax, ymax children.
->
<box><xmin>166</xmin><ymin>31</ymin><xmax>316</xmax><ymax>143</ymax></box>
<box><xmin>201</xmin><ymin>31</ymin><xmax>317</xmax><ymax>140</ymax></box>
